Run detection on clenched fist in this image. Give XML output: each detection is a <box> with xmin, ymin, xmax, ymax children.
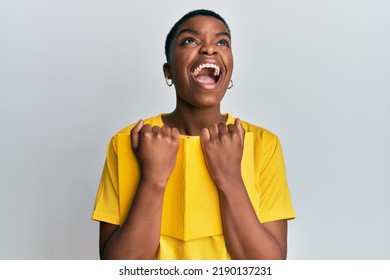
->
<box><xmin>200</xmin><ymin>118</ymin><xmax>245</xmax><ymax>188</ymax></box>
<box><xmin>131</xmin><ymin>120</ymin><xmax>180</xmax><ymax>189</ymax></box>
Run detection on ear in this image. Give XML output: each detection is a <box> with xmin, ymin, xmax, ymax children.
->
<box><xmin>163</xmin><ymin>63</ymin><xmax>172</xmax><ymax>79</ymax></box>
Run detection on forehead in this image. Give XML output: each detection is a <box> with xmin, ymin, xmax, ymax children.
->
<box><xmin>175</xmin><ymin>15</ymin><xmax>230</xmax><ymax>37</ymax></box>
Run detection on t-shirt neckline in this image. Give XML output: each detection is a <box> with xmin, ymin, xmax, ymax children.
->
<box><xmin>158</xmin><ymin>113</ymin><xmax>235</xmax><ymax>138</ymax></box>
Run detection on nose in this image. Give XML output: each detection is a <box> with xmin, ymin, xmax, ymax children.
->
<box><xmin>199</xmin><ymin>41</ymin><xmax>217</xmax><ymax>56</ymax></box>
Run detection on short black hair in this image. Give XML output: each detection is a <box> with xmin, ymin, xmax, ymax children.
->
<box><xmin>164</xmin><ymin>9</ymin><xmax>230</xmax><ymax>64</ymax></box>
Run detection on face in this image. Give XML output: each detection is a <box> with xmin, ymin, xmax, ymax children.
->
<box><xmin>164</xmin><ymin>15</ymin><xmax>234</xmax><ymax>109</ymax></box>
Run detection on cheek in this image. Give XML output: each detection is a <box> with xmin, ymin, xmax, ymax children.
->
<box><xmin>226</xmin><ymin>52</ymin><xmax>234</xmax><ymax>66</ymax></box>
<box><xmin>171</xmin><ymin>54</ymin><xmax>192</xmax><ymax>80</ymax></box>
<box><xmin>170</xmin><ymin>63</ymin><xmax>188</xmax><ymax>90</ymax></box>
<box><xmin>226</xmin><ymin>55</ymin><xmax>234</xmax><ymax>76</ymax></box>
<box><xmin>171</xmin><ymin>64</ymin><xmax>187</xmax><ymax>84</ymax></box>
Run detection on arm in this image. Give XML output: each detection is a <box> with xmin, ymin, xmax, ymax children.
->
<box><xmin>100</xmin><ymin>121</ymin><xmax>180</xmax><ymax>259</ymax></box>
<box><xmin>200</xmin><ymin>119</ymin><xmax>287</xmax><ymax>259</ymax></box>
<box><xmin>218</xmin><ymin>179</ymin><xmax>287</xmax><ymax>259</ymax></box>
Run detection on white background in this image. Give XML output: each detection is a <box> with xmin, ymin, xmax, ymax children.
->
<box><xmin>0</xmin><ymin>0</ymin><xmax>389</xmax><ymax>259</ymax></box>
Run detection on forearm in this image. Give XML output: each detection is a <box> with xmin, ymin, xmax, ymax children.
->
<box><xmin>102</xmin><ymin>179</ymin><xmax>165</xmax><ymax>260</ymax></box>
<box><xmin>218</xmin><ymin>179</ymin><xmax>284</xmax><ymax>260</ymax></box>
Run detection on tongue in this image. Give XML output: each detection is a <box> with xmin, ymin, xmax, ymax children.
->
<box><xmin>194</xmin><ymin>67</ymin><xmax>218</xmax><ymax>85</ymax></box>
<box><xmin>195</xmin><ymin>75</ymin><xmax>216</xmax><ymax>84</ymax></box>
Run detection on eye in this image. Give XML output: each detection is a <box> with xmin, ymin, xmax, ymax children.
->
<box><xmin>182</xmin><ymin>37</ymin><xmax>197</xmax><ymax>45</ymax></box>
<box><xmin>217</xmin><ymin>39</ymin><xmax>230</xmax><ymax>47</ymax></box>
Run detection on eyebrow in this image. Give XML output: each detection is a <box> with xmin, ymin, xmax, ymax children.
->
<box><xmin>216</xmin><ymin>31</ymin><xmax>231</xmax><ymax>39</ymax></box>
<box><xmin>176</xmin><ymin>28</ymin><xmax>231</xmax><ymax>39</ymax></box>
<box><xmin>176</xmin><ymin>28</ymin><xmax>200</xmax><ymax>38</ymax></box>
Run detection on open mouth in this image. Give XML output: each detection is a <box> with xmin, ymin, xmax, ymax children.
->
<box><xmin>191</xmin><ymin>63</ymin><xmax>221</xmax><ymax>85</ymax></box>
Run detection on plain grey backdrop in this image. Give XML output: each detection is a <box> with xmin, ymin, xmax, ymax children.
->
<box><xmin>1</xmin><ymin>0</ymin><xmax>389</xmax><ymax>259</ymax></box>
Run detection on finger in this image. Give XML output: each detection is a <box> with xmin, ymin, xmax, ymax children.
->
<box><xmin>200</xmin><ymin>127</ymin><xmax>211</xmax><ymax>144</ymax></box>
<box><xmin>218</xmin><ymin>123</ymin><xmax>228</xmax><ymax>135</ymax></box>
<box><xmin>141</xmin><ymin>124</ymin><xmax>152</xmax><ymax>134</ymax></box>
<box><xmin>130</xmin><ymin>120</ymin><xmax>144</xmax><ymax>150</ymax></box>
<box><xmin>208</xmin><ymin>123</ymin><xmax>219</xmax><ymax>139</ymax></box>
<box><xmin>227</xmin><ymin>123</ymin><xmax>238</xmax><ymax>134</ymax></box>
<box><xmin>152</xmin><ymin>125</ymin><xmax>161</xmax><ymax>135</ymax></box>
<box><xmin>140</xmin><ymin>124</ymin><xmax>152</xmax><ymax>141</ymax></box>
<box><xmin>161</xmin><ymin>125</ymin><xmax>171</xmax><ymax>137</ymax></box>
<box><xmin>171</xmin><ymin>127</ymin><xmax>181</xmax><ymax>141</ymax></box>
<box><xmin>234</xmin><ymin>118</ymin><xmax>245</xmax><ymax>140</ymax></box>
<box><xmin>234</xmin><ymin>118</ymin><xmax>243</xmax><ymax>131</ymax></box>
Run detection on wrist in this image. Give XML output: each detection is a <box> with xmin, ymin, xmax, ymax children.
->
<box><xmin>138</xmin><ymin>176</ymin><xmax>168</xmax><ymax>193</ymax></box>
<box><xmin>215</xmin><ymin>176</ymin><xmax>245</xmax><ymax>193</ymax></box>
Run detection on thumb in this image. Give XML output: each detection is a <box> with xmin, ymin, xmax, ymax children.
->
<box><xmin>199</xmin><ymin>127</ymin><xmax>210</xmax><ymax>146</ymax></box>
<box><xmin>130</xmin><ymin>120</ymin><xmax>144</xmax><ymax>150</ymax></box>
<box><xmin>234</xmin><ymin>118</ymin><xmax>245</xmax><ymax>140</ymax></box>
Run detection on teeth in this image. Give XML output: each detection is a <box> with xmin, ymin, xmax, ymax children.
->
<box><xmin>192</xmin><ymin>63</ymin><xmax>220</xmax><ymax>77</ymax></box>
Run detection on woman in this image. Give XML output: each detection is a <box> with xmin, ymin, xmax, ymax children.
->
<box><xmin>92</xmin><ymin>9</ymin><xmax>295</xmax><ymax>260</ymax></box>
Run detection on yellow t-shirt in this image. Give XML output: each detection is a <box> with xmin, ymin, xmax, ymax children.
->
<box><xmin>92</xmin><ymin>113</ymin><xmax>295</xmax><ymax>259</ymax></box>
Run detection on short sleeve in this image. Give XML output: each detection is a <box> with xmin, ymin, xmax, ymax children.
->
<box><xmin>91</xmin><ymin>136</ymin><xmax>121</xmax><ymax>225</ymax></box>
<box><xmin>258</xmin><ymin>136</ymin><xmax>296</xmax><ymax>223</ymax></box>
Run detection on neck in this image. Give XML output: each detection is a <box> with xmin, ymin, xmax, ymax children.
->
<box><xmin>162</xmin><ymin>107</ymin><xmax>227</xmax><ymax>136</ymax></box>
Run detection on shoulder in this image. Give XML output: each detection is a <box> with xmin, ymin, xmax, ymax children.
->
<box><xmin>115</xmin><ymin>114</ymin><xmax>165</xmax><ymax>135</ymax></box>
<box><xmin>229</xmin><ymin>114</ymin><xmax>279</xmax><ymax>147</ymax></box>
<box><xmin>106</xmin><ymin>114</ymin><xmax>164</xmax><ymax>153</ymax></box>
<box><xmin>233</xmin><ymin>117</ymin><xmax>288</xmax><ymax>176</ymax></box>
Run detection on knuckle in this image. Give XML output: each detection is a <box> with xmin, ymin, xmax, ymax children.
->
<box><xmin>161</xmin><ymin>125</ymin><xmax>170</xmax><ymax>133</ymax></box>
<box><xmin>218</xmin><ymin>123</ymin><xmax>226</xmax><ymax>130</ymax></box>
<box><xmin>210</xmin><ymin>123</ymin><xmax>218</xmax><ymax>130</ymax></box>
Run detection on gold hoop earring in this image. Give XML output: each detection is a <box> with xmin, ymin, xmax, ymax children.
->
<box><xmin>228</xmin><ymin>80</ymin><xmax>233</xmax><ymax>89</ymax></box>
<box><xmin>165</xmin><ymin>76</ymin><xmax>173</xmax><ymax>87</ymax></box>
